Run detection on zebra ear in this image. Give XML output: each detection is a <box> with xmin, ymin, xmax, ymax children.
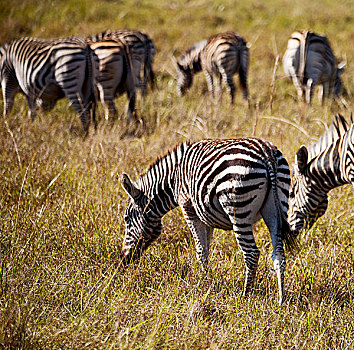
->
<box><xmin>296</xmin><ymin>145</ymin><xmax>308</xmax><ymax>173</ymax></box>
<box><xmin>172</xmin><ymin>57</ymin><xmax>183</xmax><ymax>71</ymax></box>
<box><xmin>121</xmin><ymin>173</ymin><xmax>141</xmax><ymax>201</ymax></box>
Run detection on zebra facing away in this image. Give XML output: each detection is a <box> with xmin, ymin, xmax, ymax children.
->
<box><xmin>283</xmin><ymin>30</ymin><xmax>345</xmax><ymax>104</ymax></box>
<box><xmin>289</xmin><ymin>114</ymin><xmax>353</xmax><ymax>234</ymax></box>
<box><xmin>175</xmin><ymin>32</ymin><xmax>249</xmax><ymax>103</ymax></box>
<box><xmin>121</xmin><ymin>138</ymin><xmax>296</xmax><ymax>304</ymax></box>
<box><xmin>87</xmin><ymin>36</ymin><xmax>136</xmax><ymax>121</ymax></box>
<box><xmin>0</xmin><ymin>37</ymin><xmax>95</xmax><ymax>133</ymax></box>
<box><xmin>90</xmin><ymin>30</ymin><xmax>155</xmax><ymax>96</ymax></box>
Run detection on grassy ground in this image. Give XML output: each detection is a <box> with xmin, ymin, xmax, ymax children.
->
<box><xmin>0</xmin><ymin>0</ymin><xmax>354</xmax><ymax>348</ymax></box>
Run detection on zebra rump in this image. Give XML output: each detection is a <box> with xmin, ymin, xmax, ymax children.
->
<box><xmin>0</xmin><ymin>36</ymin><xmax>96</xmax><ymax>133</ymax></box>
<box><xmin>289</xmin><ymin>114</ymin><xmax>353</xmax><ymax>234</ymax></box>
<box><xmin>175</xmin><ymin>32</ymin><xmax>249</xmax><ymax>103</ymax></box>
<box><xmin>87</xmin><ymin>35</ymin><xmax>136</xmax><ymax>121</ymax></box>
<box><xmin>283</xmin><ymin>30</ymin><xmax>345</xmax><ymax>104</ymax></box>
<box><xmin>91</xmin><ymin>30</ymin><xmax>155</xmax><ymax>96</ymax></box>
<box><xmin>121</xmin><ymin>138</ymin><xmax>296</xmax><ymax>304</ymax></box>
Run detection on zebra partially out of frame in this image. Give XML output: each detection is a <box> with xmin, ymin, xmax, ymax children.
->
<box><xmin>283</xmin><ymin>30</ymin><xmax>345</xmax><ymax>104</ymax></box>
<box><xmin>87</xmin><ymin>36</ymin><xmax>136</xmax><ymax>121</ymax></box>
<box><xmin>0</xmin><ymin>36</ymin><xmax>96</xmax><ymax>132</ymax></box>
<box><xmin>120</xmin><ymin>138</ymin><xmax>296</xmax><ymax>304</ymax></box>
<box><xmin>289</xmin><ymin>114</ymin><xmax>353</xmax><ymax>234</ymax></box>
<box><xmin>174</xmin><ymin>32</ymin><xmax>249</xmax><ymax>103</ymax></box>
<box><xmin>91</xmin><ymin>30</ymin><xmax>155</xmax><ymax>96</ymax></box>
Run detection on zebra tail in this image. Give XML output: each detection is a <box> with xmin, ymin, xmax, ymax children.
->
<box><xmin>239</xmin><ymin>44</ymin><xmax>249</xmax><ymax>98</ymax></box>
<box><xmin>87</xmin><ymin>45</ymin><xmax>97</xmax><ymax>129</ymax></box>
<box><xmin>280</xmin><ymin>210</ymin><xmax>299</xmax><ymax>252</ymax></box>
<box><xmin>268</xmin><ymin>154</ymin><xmax>298</xmax><ymax>252</ymax></box>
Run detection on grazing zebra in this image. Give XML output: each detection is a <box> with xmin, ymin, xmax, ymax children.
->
<box><xmin>121</xmin><ymin>138</ymin><xmax>296</xmax><ymax>304</ymax></box>
<box><xmin>283</xmin><ymin>30</ymin><xmax>345</xmax><ymax>104</ymax></box>
<box><xmin>0</xmin><ymin>36</ymin><xmax>95</xmax><ymax>132</ymax></box>
<box><xmin>289</xmin><ymin>114</ymin><xmax>353</xmax><ymax>234</ymax></box>
<box><xmin>175</xmin><ymin>32</ymin><xmax>249</xmax><ymax>103</ymax></box>
<box><xmin>90</xmin><ymin>30</ymin><xmax>155</xmax><ymax>95</ymax></box>
<box><xmin>87</xmin><ymin>36</ymin><xmax>136</xmax><ymax>121</ymax></box>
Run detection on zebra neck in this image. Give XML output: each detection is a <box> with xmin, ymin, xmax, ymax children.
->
<box><xmin>308</xmin><ymin>138</ymin><xmax>348</xmax><ymax>193</ymax></box>
<box><xmin>179</xmin><ymin>51</ymin><xmax>203</xmax><ymax>74</ymax></box>
<box><xmin>136</xmin><ymin>143</ymin><xmax>189</xmax><ymax>216</ymax></box>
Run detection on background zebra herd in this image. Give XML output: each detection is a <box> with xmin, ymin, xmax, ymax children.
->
<box><xmin>0</xmin><ymin>28</ymin><xmax>350</xmax><ymax>304</ymax></box>
<box><xmin>0</xmin><ymin>29</ymin><xmax>346</xmax><ymax>134</ymax></box>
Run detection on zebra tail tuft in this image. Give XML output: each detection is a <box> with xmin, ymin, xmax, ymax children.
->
<box><xmin>281</xmin><ymin>214</ymin><xmax>299</xmax><ymax>252</ymax></box>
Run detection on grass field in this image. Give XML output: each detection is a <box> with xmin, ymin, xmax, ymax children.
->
<box><xmin>0</xmin><ymin>0</ymin><xmax>354</xmax><ymax>348</ymax></box>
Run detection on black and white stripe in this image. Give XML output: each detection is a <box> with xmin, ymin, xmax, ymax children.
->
<box><xmin>87</xmin><ymin>35</ymin><xmax>136</xmax><ymax>121</ymax></box>
<box><xmin>283</xmin><ymin>30</ymin><xmax>345</xmax><ymax>104</ymax></box>
<box><xmin>0</xmin><ymin>36</ymin><xmax>95</xmax><ymax>132</ymax></box>
<box><xmin>91</xmin><ymin>30</ymin><xmax>155</xmax><ymax>96</ymax></box>
<box><xmin>289</xmin><ymin>114</ymin><xmax>354</xmax><ymax>234</ymax></box>
<box><xmin>121</xmin><ymin>138</ymin><xmax>295</xmax><ymax>304</ymax></box>
<box><xmin>175</xmin><ymin>32</ymin><xmax>249</xmax><ymax>103</ymax></box>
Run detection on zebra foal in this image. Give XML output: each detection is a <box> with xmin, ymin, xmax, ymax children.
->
<box><xmin>289</xmin><ymin>114</ymin><xmax>353</xmax><ymax>234</ymax></box>
<box><xmin>175</xmin><ymin>32</ymin><xmax>249</xmax><ymax>103</ymax></box>
<box><xmin>283</xmin><ymin>30</ymin><xmax>345</xmax><ymax>104</ymax></box>
<box><xmin>120</xmin><ymin>138</ymin><xmax>296</xmax><ymax>304</ymax></box>
<box><xmin>87</xmin><ymin>35</ymin><xmax>136</xmax><ymax>121</ymax></box>
<box><xmin>0</xmin><ymin>36</ymin><xmax>95</xmax><ymax>133</ymax></box>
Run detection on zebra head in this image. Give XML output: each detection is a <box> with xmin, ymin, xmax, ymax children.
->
<box><xmin>120</xmin><ymin>173</ymin><xmax>162</xmax><ymax>265</ymax></box>
<box><xmin>288</xmin><ymin>146</ymin><xmax>328</xmax><ymax>235</ymax></box>
<box><xmin>334</xmin><ymin>61</ymin><xmax>346</xmax><ymax>97</ymax></box>
<box><xmin>174</xmin><ymin>60</ymin><xmax>193</xmax><ymax>96</ymax></box>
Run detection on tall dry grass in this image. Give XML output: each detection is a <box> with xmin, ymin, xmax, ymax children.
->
<box><xmin>0</xmin><ymin>0</ymin><xmax>353</xmax><ymax>348</ymax></box>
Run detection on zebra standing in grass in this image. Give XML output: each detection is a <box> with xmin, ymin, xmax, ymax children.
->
<box><xmin>289</xmin><ymin>114</ymin><xmax>353</xmax><ymax>234</ymax></box>
<box><xmin>87</xmin><ymin>35</ymin><xmax>136</xmax><ymax>121</ymax></box>
<box><xmin>120</xmin><ymin>138</ymin><xmax>296</xmax><ymax>304</ymax></box>
<box><xmin>93</xmin><ymin>30</ymin><xmax>155</xmax><ymax>96</ymax></box>
<box><xmin>283</xmin><ymin>30</ymin><xmax>345</xmax><ymax>104</ymax></box>
<box><xmin>0</xmin><ymin>36</ymin><xmax>95</xmax><ymax>132</ymax></box>
<box><xmin>175</xmin><ymin>32</ymin><xmax>249</xmax><ymax>103</ymax></box>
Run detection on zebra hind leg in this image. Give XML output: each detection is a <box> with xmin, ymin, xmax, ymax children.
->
<box><xmin>220</xmin><ymin>68</ymin><xmax>235</xmax><ymax>104</ymax></box>
<box><xmin>234</xmin><ymin>229</ymin><xmax>261</xmax><ymax>297</ymax></box>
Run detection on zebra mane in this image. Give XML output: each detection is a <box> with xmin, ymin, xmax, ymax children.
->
<box><xmin>178</xmin><ymin>40</ymin><xmax>207</xmax><ymax>69</ymax></box>
<box><xmin>136</xmin><ymin>141</ymin><xmax>192</xmax><ymax>193</ymax></box>
<box><xmin>306</xmin><ymin>114</ymin><xmax>350</xmax><ymax>161</ymax></box>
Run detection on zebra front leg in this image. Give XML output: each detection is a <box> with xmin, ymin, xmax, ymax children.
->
<box><xmin>126</xmin><ymin>90</ymin><xmax>137</xmax><ymax>122</ymax></box>
<box><xmin>234</xmin><ymin>228</ymin><xmax>260</xmax><ymax>297</ymax></box>
<box><xmin>2</xmin><ymin>77</ymin><xmax>20</xmax><ymax>116</ymax></box>
<box><xmin>321</xmin><ymin>82</ymin><xmax>329</xmax><ymax>105</ymax></box>
<box><xmin>26</xmin><ymin>95</ymin><xmax>37</xmax><ymax>121</ymax></box>
<box><xmin>305</xmin><ymin>78</ymin><xmax>315</xmax><ymax>104</ymax></box>
<box><xmin>180</xmin><ymin>201</ymin><xmax>214</xmax><ymax>268</ymax></box>
<box><xmin>204</xmin><ymin>70</ymin><xmax>215</xmax><ymax>100</ymax></box>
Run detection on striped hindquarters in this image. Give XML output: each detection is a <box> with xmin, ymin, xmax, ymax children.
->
<box><xmin>181</xmin><ymin>139</ymin><xmax>290</xmax><ymax>232</ymax></box>
<box><xmin>201</xmin><ymin>32</ymin><xmax>249</xmax><ymax>100</ymax></box>
<box><xmin>1</xmin><ymin>36</ymin><xmax>94</xmax><ymax>129</ymax></box>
